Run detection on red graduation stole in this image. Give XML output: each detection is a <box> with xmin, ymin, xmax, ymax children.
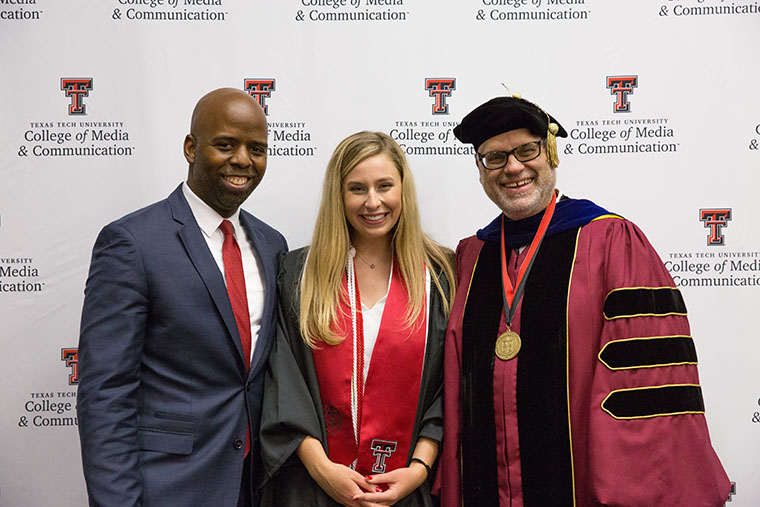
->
<box><xmin>312</xmin><ymin>262</ymin><xmax>427</xmax><ymax>475</ymax></box>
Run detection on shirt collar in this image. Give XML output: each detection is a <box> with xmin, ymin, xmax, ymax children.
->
<box><xmin>182</xmin><ymin>181</ymin><xmax>242</xmax><ymax>238</ymax></box>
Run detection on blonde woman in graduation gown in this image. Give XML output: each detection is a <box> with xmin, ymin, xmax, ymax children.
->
<box><xmin>259</xmin><ymin>131</ymin><xmax>454</xmax><ymax>507</ymax></box>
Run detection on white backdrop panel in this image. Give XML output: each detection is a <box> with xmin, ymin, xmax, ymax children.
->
<box><xmin>1</xmin><ymin>0</ymin><xmax>758</xmax><ymax>505</ymax></box>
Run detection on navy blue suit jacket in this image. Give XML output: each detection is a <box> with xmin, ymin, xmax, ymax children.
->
<box><xmin>77</xmin><ymin>185</ymin><xmax>287</xmax><ymax>507</ymax></box>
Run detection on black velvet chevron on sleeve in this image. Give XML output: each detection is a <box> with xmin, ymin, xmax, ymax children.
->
<box><xmin>602</xmin><ymin>385</ymin><xmax>705</xmax><ymax>419</ymax></box>
<box><xmin>599</xmin><ymin>336</ymin><xmax>698</xmax><ymax>370</ymax></box>
<box><xmin>603</xmin><ymin>287</ymin><xmax>686</xmax><ymax>319</ymax></box>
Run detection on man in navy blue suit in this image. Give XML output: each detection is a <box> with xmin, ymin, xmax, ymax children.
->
<box><xmin>77</xmin><ymin>88</ymin><xmax>287</xmax><ymax>507</ymax></box>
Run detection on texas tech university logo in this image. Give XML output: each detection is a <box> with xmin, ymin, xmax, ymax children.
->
<box><xmin>61</xmin><ymin>348</ymin><xmax>79</xmax><ymax>385</ymax></box>
<box><xmin>606</xmin><ymin>75</ymin><xmax>638</xmax><ymax>113</ymax></box>
<box><xmin>370</xmin><ymin>439</ymin><xmax>397</xmax><ymax>473</ymax></box>
<box><xmin>425</xmin><ymin>78</ymin><xmax>456</xmax><ymax>115</ymax></box>
<box><xmin>61</xmin><ymin>78</ymin><xmax>93</xmax><ymax>116</ymax></box>
<box><xmin>699</xmin><ymin>208</ymin><xmax>732</xmax><ymax>246</ymax></box>
<box><xmin>244</xmin><ymin>79</ymin><xmax>275</xmax><ymax>115</ymax></box>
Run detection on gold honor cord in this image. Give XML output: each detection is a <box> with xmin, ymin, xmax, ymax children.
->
<box><xmin>496</xmin><ymin>193</ymin><xmax>557</xmax><ymax>360</ymax></box>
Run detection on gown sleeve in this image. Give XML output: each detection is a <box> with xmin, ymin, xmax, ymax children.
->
<box><xmin>259</xmin><ymin>249</ymin><xmax>329</xmax><ymax>506</ymax></box>
<box><xmin>573</xmin><ymin>217</ymin><xmax>730</xmax><ymax>506</ymax></box>
<box><xmin>412</xmin><ymin>262</ymin><xmax>452</xmax><ymax>446</ymax></box>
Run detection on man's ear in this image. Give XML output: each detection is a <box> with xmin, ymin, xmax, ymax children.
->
<box><xmin>183</xmin><ymin>134</ymin><xmax>196</xmax><ymax>164</ymax></box>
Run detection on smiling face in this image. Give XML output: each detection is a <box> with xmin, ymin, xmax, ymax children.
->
<box><xmin>342</xmin><ymin>153</ymin><xmax>402</xmax><ymax>246</ymax></box>
<box><xmin>477</xmin><ymin>128</ymin><xmax>556</xmax><ymax>220</ymax></box>
<box><xmin>184</xmin><ymin>89</ymin><xmax>268</xmax><ymax>218</ymax></box>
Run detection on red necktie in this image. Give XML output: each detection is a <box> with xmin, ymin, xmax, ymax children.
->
<box><xmin>220</xmin><ymin>219</ymin><xmax>251</xmax><ymax>456</ymax></box>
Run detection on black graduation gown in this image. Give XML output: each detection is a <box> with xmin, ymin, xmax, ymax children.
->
<box><xmin>259</xmin><ymin>247</ymin><xmax>448</xmax><ymax>506</ymax></box>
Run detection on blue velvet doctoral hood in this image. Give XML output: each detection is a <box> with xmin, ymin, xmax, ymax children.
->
<box><xmin>477</xmin><ymin>196</ymin><xmax>614</xmax><ymax>249</ymax></box>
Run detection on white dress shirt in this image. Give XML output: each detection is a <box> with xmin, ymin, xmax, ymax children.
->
<box><xmin>182</xmin><ymin>182</ymin><xmax>265</xmax><ymax>364</ymax></box>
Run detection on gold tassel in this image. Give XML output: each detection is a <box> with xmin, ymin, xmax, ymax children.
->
<box><xmin>546</xmin><ymin>122</ymin><xmax>559</xmax><ymax>168</ymax></box>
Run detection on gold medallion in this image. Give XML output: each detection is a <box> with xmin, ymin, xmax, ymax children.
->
<box><xmin>495</xmin><ymin>330</ymin><xmax>521</xmax><ymax>361</ymax></box>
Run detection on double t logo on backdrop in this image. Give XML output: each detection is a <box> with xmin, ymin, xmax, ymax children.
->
<box><xmin>244</xmin><ymin>79</ymin><xmax>276</xmax><ymax>116</ymax></box>
<box><xmin>606</xmin><ymin>75</ymin><xmax>638</xmax><ymax>113</ymax></box>
<box><xmin>425</xmin><ymin>78</ymin><xmax>456</xmax><ymax>115</ymax></box>
<box><xmin>699</xmin><ymin>209</ymin><xmax>732</xmax><ymax>246</ymax></box>
<box><xmin>61</xmin><ymin>78</ymin><xmax>93</xmax><ymax>116</ymax></box>
<box><xmin>61</xmin><ymin>348</ymin><xmax>79</xmax><ymax>385</ymax></box>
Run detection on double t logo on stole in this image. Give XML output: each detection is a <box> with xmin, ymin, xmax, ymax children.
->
<box><xmin>370</xmin><ymin>439</ymin><xmax>398</xmax><ymax>473</ymax></box>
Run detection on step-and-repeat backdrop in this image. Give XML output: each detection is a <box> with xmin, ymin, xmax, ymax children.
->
<box><xmin>1</xmin><ymin>1</ymin><xmax>758</xmax><ymax>505</ymax></box>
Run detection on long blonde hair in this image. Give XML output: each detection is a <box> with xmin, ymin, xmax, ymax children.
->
<box><xmin>299</xmin><ymin>131</ymin><xmax>455</xmax><ymax>347</ymax></box>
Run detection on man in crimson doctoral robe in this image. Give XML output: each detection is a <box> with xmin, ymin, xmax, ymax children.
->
<box><xmin>436</xmin><ymin>93</ymin><xmax>731</xmax><ymax>506</ymax></box>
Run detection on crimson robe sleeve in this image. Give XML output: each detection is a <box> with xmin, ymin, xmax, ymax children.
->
<box><xmin>570</xmin><ymin>217</ymin><xmax>730</xmax><ymax>506</ymax></box>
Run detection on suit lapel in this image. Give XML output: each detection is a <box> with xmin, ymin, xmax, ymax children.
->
<box><xmin>168</xmin><ymin>187</ymin><xmax>247</xmax><ymax>374</ymax></box>
<box><xmin>239</xmin><ymin>210</ymin><xmax>278</xmax><ymax>377</ymax></box>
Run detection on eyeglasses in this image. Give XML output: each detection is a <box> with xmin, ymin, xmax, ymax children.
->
<box><xmin>477</xmin><ymin>139</ymin><xmax>544</xmax><ymax>170</ymax></box>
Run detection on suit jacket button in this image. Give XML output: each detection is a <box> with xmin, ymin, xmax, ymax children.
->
<box><xmin>233</xmin><ymin>438</ymin><xmax>244</xmax><ymax>450</ymax></box>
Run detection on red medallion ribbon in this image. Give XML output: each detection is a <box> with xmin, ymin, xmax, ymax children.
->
<box><xmin>499</xmin><ymin>193</ymin><xmax>557</xmax><ymax>326</ymax></box>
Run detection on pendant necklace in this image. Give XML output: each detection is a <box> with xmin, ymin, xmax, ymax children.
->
<box><xmin>355</xmin><ymin>252</ymin><xmax>376</xmax><ymax>269</ymax></box>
